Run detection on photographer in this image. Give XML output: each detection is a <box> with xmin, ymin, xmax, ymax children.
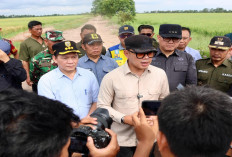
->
<box><xmin>132</xmin><ymin>86</ymin><xmax>232</xmax><ymax>157</ymax></box>
<box><xmin>0</xmin><ymin>88</ymin><xmax>119</xmax><ymax>157</ymax></box>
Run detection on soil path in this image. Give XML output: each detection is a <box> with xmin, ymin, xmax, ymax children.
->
<box><xmin>16</xmin><ymin>16</ymin><xmax>119</xmax><ymax>91</ymax></box>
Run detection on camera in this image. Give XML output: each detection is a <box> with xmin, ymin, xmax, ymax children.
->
<box><xmin>68</xmin><ymin>108</ymin><xmax>113</xmax><ymax>155</ymax></box>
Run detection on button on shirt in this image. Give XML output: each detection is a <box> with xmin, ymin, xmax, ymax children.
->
<box><xmin>151</xmin><ymin>48</ymin><xmax>197</xmax><ymax>92</ymax></box>
<box><xmin>196</xmin><ymin>58</ymin><xmax>232</xmax><ymax>95</ymax></box>
<box><xmin>38</xmin><ymin>67</ymin><xmax>99</xmax><ymax>119</ymax></box>
<box><xmin>97</xmin><ymin>62</ymin><xmax>169</xmax><ymax>146</ymax></box>
<box><xmin>185</xmin><ymin>46</ymin><xmax>202</xmax><ymax>62</ymax></box>
<box><xmin>78</xmin><ymin>54</ymin><xmax>118</xmax><ymax>85</ymax></box>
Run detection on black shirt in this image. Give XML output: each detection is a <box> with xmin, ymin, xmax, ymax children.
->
<box><xmin>0</xmin><ymin>58</ymin><xmax>26</xmax><ymax>91</ymax></box>
<box><xmin>151</xmin><ymin>48</ymin><xmax>197</xmax><ymax>92</ymax></box>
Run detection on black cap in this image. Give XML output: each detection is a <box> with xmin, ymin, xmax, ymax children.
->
<box><xmin>159</xmin><ymin>24</ymin><xmax>182</xmax><ymax>39</ymax></box>
<box><xmin>208</xmin><ymin>36</ymin><xmax>231</xmax><ymax>50</ymax></box>
<box><xmin>125</xmin><ymin>35</ymin><xmax>157</xmax><ymax>53</ymax></box>
<box><xmin>52</xmin><ymin>40</ymin><xmax>80</xmax><ymax>56</ymax></box>
<box><xmin>83</xmin><ymin>33</ymin><xmax>103</xmax><ymax>45</ymax></box>
<box><xmin>119</xmin><ymin>25</ymin><xmax>134</xmax><ymax>35</ymax></box>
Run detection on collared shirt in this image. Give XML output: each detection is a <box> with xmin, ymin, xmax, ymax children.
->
<box><xmin>76</xmin><ymin>41</ymin><xmax>106</xmax><ymax>58</ymax></box>
<box><xmin>38</xmin><ymin>67</ymin><xmax>99</xmax><ymax>119</ymax></box>
<box><xmin>97</xmin><ymin>62</ymin><xmax>169</xmax><ymax>146</ymax></box>
<box><xmin>78</xmin><ymin>54</ymin><xmax>118</xmax><ymax>85</ymax></box>
<box><xmin>196</xmin><ymin>58</ymin><xmax>232</xmax><ymax>95</ymax></box>
<box><xmin>151</xmin><ymin>48</ymin><xmax>197</xmax><ymax>92</ymax></box>
<box><xmin>0</xmin><ymin>58</ymin><xmax>26</xmax><ymax>91</ymax></box>
<box><xmin>30</xmin><ymin>49</ymin><xmax>57</xmax><ymax>84</ymax></box>
<box><xmin>185</xmin><ymin>46</ymin><xmax>202</xmax><ymax>62</ymax></box>
<box><xmin>19</xmin><ymin>37</ymin><xmax>46</xmax><ymax>62</ymax></box>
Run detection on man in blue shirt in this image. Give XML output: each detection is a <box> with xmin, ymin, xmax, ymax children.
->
<box><xmin>177</xmin><ymin>27</ymin><xmax>202</xmax><ymax>62</ymax></box>
<box><xmin>38</xmin><ymin>41</ymin><xmax>99</xmax><ymax>119</ymax></box>
<box><xmin>78</xmin><ymin>33</ymin><xmax>118</xmax><ymax>85</ymax></box>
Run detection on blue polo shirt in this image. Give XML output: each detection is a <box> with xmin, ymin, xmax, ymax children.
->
<box><xmin>38</xmin><ymin>67</ymin><xmax>99</xmax><ymax>119</ymax></box>
<box><xmin>78</xmin><ymin>55</ymin><xmax>118</xmax><ymax>85</ymax></box>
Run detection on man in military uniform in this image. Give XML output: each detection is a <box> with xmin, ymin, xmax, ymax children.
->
<box><xmin>138</xmin><ymin>24</ymin><xmax>159</xmax><ymax>49</ymax></box>
<box><xmin>196</xmin><ymin>36</ymin><xmax>232</xmax><ymax>96</ymax></box>
<box><xmin>76</xmin><ymin>24</ymin><xmax>106</xmax><ymax>58</ymax></box>
<box><xmin>30</xmin><ymin>30</ymin><xmax>64</xmax><ymax>93</ymax></box>
<box><xmin>106</xmin><ymin>25</ymin><xmax>134</xmax><ymax>66</ymax></box>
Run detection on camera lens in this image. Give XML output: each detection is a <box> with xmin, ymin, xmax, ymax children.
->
<box><xmin>90</xmin><ymin>108</ymin><xmax>113</xmax><ymax>130</ymax></box>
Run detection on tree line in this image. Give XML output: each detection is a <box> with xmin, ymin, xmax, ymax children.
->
<box><xmin>147</xmin><ymin>8</ymin><xmax>232</xmax><ymax>13</ymax></box>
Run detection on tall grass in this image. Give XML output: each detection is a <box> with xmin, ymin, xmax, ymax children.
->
<box><xmin>110</xmin><ymin>13</ymin><xmax>232</xmax><ymax>57</ymax></box>
<box><xmin>0</xmin><ymin>14</ymin><xmax>92</xmax><ymax>39</ymax></box>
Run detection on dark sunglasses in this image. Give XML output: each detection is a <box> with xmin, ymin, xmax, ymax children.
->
<box><xmin>119</xmin><ymin>34</ymin><xmax>133</xmax><ymax>39</ymax></box>
<box><xmin>140</xmin><ymin>33</ymin><xmax>152</xmax><ymax>37</ymax></box>
<box><xmin>128</xmin><ymin>50</ymin><xmax>155</xmax><ymax>59</ymax></box>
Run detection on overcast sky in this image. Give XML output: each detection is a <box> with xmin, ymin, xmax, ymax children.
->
<box><xmin>0</xmin><ymin>0</ymin><xmax>231</xmax><ymax>16</ymax></box>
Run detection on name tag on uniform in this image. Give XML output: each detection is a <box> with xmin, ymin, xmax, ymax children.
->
<box><xmin>222</xmin><ymin>73</ymin><xmax>232</xmax><ymax>77</ymax></box>
<box><xmin>198</xmin><ymin>70</ymin><xmax>208</xmax><ymax>73</ymax></box>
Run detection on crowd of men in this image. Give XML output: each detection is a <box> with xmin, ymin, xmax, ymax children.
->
<box><xmin>0</xmin><ymin>20</ymin><xmax>232</xmax><ymax>157</ymax></box>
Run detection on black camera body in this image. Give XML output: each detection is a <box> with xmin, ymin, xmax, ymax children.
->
<box><xmin>68</xmin><ymin>108</ymin><xmax>113</xmax><ymax>155</ymax></box>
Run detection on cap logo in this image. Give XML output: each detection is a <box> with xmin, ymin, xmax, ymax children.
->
<box><xmin>124</xmin><ymin>27</ymin><xmax>128</xmax><ymax>30</ymax></box>
<box><xmin>91</xmin><ymin>34</ymin><xmax>99</xmax><ymax>39</ymax></box>
<box><xmin>214</xmin><ymin>39</ymin><xmax>224</xmax><ymax>46</ymax></box>
<box><xmin>169</xmin><ymin>31</ymin><xmax>177</xmax><ymax>34</ymax></box>
<box><xmin>65</xmin><ymin>41</ymin><xmax>74</xmax><ymax>50</ymax></box>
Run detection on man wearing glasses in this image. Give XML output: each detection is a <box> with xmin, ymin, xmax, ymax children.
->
<box><xmin>98</xmin><ymin>35</ymin><xmax>169</xmax><ymax>157</ymax></box>
<box><xmin>177</xmin><ymin>27</ymin><xmax>202</xmax><ymax>62</ymax></box>
<box><xmin>151</xmin><ymin>24</ymin><xmax>197</xmax><ymax>92</ymax></box>
<box><xmin>138</xmin><ymin>24</ymin><xmax>159</xmax><ymax>49</ymax></box>
<box><xmin>106</xmin><ymin>25</ymin><xmax>134</xmax><ymax>66</ymax></box>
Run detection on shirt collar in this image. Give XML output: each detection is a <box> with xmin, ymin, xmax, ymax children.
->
<box><xmin>156</xmin><ymin>48</ymin><xmax>180</xmax><ymax>57</ymax></box>
<box><xmin>123</xmin><ymin>61</ymin><xmax>151</xmax><ymax>75</ymax></box>
<box><xmin>83</xmin><ymin>54</ymin><xmax>105</xmax><ymax>63</ymax></box>
<box><xmin>56</xmin><ymin>67</ymin><xmax>81</xmax><ymax>79</ymax></box>
<box><xmin>207</xmin><ymin>58</ymin><xmax>229</xmax><ymax>67</ymax></box>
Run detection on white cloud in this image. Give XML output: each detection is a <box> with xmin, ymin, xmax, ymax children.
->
<box><xmin>0</xmin><ymin>0</ymin><xmax>231</xmax><ymax>15</ymax></box>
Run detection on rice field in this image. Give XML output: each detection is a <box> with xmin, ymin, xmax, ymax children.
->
<box><xmin>111</xmin><ymin>13</ymin><xmax>232</xmax><ymax>57</ymax></box>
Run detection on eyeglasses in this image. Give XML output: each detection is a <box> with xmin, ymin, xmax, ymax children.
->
<box><xmin>140</xmin><ymin>33</ymin><xmax>152</xmax><ymax>37</ymax></box>
<box><xmin>119</xmin><ymin>34</ymin><xmax>133</xmax><ymax>39</ymax></box>
<box><xmin>128</xmin><ymin>50</ymin><xmax>155</xmax><ymax>59</ymax></box>
<box><xmin>162</xmin><ymin>37</ymin><xmax>181</xmax><ymax>43</ymax></box>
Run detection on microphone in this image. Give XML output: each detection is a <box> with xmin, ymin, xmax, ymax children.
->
<box><xmin>137</xmin><ymin>94</ymin><xmax>143</xmax><ymax>99</ymax></box>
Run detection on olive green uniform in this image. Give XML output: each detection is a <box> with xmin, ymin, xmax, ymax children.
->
<box><xmin>76</xmin><ymin>41</ymin><xmax>106</xmax><ymax>58</ymax></box>
<box><xmin>196</xmin><ymin>58</ymin><xmax>232</xmax><ymax>95</ymax></box>
<box><xmin>30</xmin><ymin>49</ymin><xmax>57</xmax><ymax>85</ymax></box>
<box><xmin>19</xmin><ymin>37</ymin><xmax>46</xmax><ymax>62</ymax></box>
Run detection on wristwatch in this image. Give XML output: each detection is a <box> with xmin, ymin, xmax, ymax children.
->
<box><xmin>121</xmin><ymin>116</ymin><xmax>125</xmax><ymax>124</ymax></box>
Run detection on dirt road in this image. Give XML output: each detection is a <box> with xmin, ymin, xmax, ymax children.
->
<box><xmin>14</xmin><ymin>16</ymin><xmax>119</xmax><ymax>91</ymax></box>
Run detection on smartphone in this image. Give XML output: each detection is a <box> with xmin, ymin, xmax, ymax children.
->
<box><xmin>142</xmin><ymin>100</ymin><xmax>161</xmax><ymax>115</ymax></box>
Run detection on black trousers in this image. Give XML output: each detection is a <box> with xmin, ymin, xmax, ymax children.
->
<box><xmin>32</xmin><ymin>84</ymin><xmax>38</xmax><ymax>94</ymax></box>
<box><xmin>116</xmin><ymin>146</ymin><xmax>136</xmax><ymax>157</ymax></box>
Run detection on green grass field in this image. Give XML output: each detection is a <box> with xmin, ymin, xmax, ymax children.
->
<box><xmin>110</xmin><ymin>13</ymin><xmax>232</xmax><ymax>57</ymax></box>
<box><xmin>0</xmin><ymin>14</ymin><xmax>92</xmax><ymax>51</ymax></box>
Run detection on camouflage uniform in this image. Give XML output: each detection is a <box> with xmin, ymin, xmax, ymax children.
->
<box><xmin>30</xmin><ymin>49</ymin><xmax>57</xmax><ymax>85</ymax></box>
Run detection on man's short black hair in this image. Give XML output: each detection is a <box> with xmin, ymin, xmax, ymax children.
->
<box><xmin>28</xmin><ymin>20</ymin><xmax>42</xmax><ymax>29</ymax></box>
<box><xmin>0</xmin><ymin>88</ymin><xmax>79</xmax><ymax>157</ymax></box>
<box><xmin>158</xmin><ymin>86</ymin><xmax>232</xmax><ymax>157</ymax></box>
<box><xmin>138</xmin><ymin>25</ymin><xmax>154</xmax><ymax>33</ymax></box>
<box><xmin>182</xmin><ymin>27</ymin><xmax>191</xmax><ymax>36</ymax></box>
<box><xmin>81</xmin><ymin>24</ymin><xmax>96</xmax><ymax>33</ymax></box>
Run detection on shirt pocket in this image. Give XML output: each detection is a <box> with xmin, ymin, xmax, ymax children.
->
<box><xmin>146</xmin><ymin>89</ymin><xmax>161</xmax><ymax>100</ymax></box>
<box><xmin>174</xmin><ymin>64</ymin><xmax>188</xmax><ymax>72</ymax></box>
<box><xmin>217</xmin><ymin>76</ymin><xmax>232</xmax><ymax>87</ymax></box>
<box><xmin>114</xmin><ymin>90</ymin><xmax>137</xmax><ymax>109</ymax></box>
<box><xmin>103</xmin><ymin>66</ymin><xmax>115</xmax><ymax>73</ymax></box>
